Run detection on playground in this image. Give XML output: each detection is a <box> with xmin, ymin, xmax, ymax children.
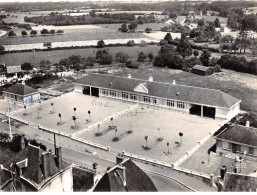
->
<box><xmin>11</xmin><ymin>92</ymin><xmax>223</xmax><ymax>163</ymax></box>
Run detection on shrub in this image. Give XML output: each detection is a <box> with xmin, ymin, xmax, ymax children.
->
<box><xmin>127</xmin><ymin>40</ymin><xmax>135</xmax><ymax>47</ymax></box>
<box><xmin>138</xmin><ymin>51</ymin><xmax>147</xmax><ymax>62</ymax></box>
<box><xmin>148</xmin><ymin>53</ymin><xmax>154</xmax><ymax>61</ymax></box>
<box><xmin>159</xmin><ymin>39</ymin><xmax>168</xmax><ymax>45</ymax></box>
<box><xmin>115</xmin><ymin>52</ymin><xmax>129</xmax><ymax>63</ymax></box>
<box><xmin>126</xmin><ymin>61</ymin><xmax>139</xmax><ymax>69</ymax></box>
<box><xmin>100</xmin><ymin>53</ymin><xmax>113</xmax><ymax>65</ymax></box>
<box><xmin>21</xmin><ymin>62</ymin><xmax>33</xmax><ymax>70</ymax></box>
<box><xmin>21</xmin><ymin>31</ymin><xmax>28</xmax><ymax>37</ymax></box>
<box><xmin>139</xmin><ymin>40</ymin><xmax>147</xmax><ymax>47</ymax></box>
<box><xmin>145</xmin><ymin>28</ymin><xmax>152</xmax><ymax>33</ymax></box>
<box><xmin>97</xmin><ymin>40</ymin><xmax>105</xmax><ymax>48</ymax></box>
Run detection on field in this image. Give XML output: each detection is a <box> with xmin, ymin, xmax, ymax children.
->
<box><xmin>11</xmin><ymin>92</ymin><xmax>222</xmax><ymax>164</ymax></box>
<box><xmin>0</xmin><ymin>45</ymin><xmax>160</xmax><ymax>66</ymax></box>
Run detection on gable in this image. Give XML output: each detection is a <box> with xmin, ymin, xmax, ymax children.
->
<box><xmin>134</xmin><ymin>83</ymin><xmax>148</xmax><ymax>94</ymax></box>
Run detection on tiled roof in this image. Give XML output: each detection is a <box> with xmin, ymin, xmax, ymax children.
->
<box><xmin>3</xmin><ymin>144</ymin><xmax>69</xmax><ymax>187</ymax></box>
<box><xmin>75</xmin><ymin>73</ymin><xmax>240</xmax><ymax>108</ymax></box>
<box><xmin>94</xmin><ymin>159</ymin><xmax>157</xmax><ymax>192</ymax></box>
<box><xmin>192</xmin><ymin>65</ymin><xmax>211</xmax><ymax>72</ymax></box>
<box><xmin>6</xmin><ymin>66</ymin><xmax>22</xmax><ymax>74</ymax></box>
<box><xmin>223</xmin><ymin>172</ymin><xmax>257</xmax><ymax>191</ymax></box>
<box><xmin>3</xmin><ymin>83</ymin><xmax>38</xmax><ymax>96</ymax></box>
<box><xmin>216</xmin><ymin>125</ymin><xmax>257</xmax><ymax>147</ymax></box>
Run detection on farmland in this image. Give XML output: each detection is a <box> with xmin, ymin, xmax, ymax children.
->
<box><xmin>0</xmin><ymin>45</ymin><xmax>160</xmax><ymax>66</ymax></box>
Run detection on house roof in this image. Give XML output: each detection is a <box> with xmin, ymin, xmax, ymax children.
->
<box><xmin>192</xmin><ymin>65</ymin><xmax>211</xmax><ymax>72</ymax></box>
<box><xmin>3</xmin><ymin>144</ymin><xmax>70</xmax><ymax>188</ymax></box>
<box><xmin>6</xmin><ymin>66</ymin><xmax>22</xmax><ymax>74</ymax></box>
<box><xmin>223</xmin><ymin>172</ymin><xmax>257</xmax><ymax>191</ymax></box>
<box><xmin>216</xmin><ymin>125</ymin><xmax>257</xmax><ymax>147</ymax></box>
<box><xmin>3</xmin><ymin>83</ymin><xmax>38</xmax><ymax>96</ymax></box>
<box><xmin>75</xmin><ymin>73</ymin><xmax>240</xmax><ymax>108</ymax></box>
<box><xmin>93</xmin><ymin>159</ymin><xmax>157</xmax><ymax>192</ymax></box>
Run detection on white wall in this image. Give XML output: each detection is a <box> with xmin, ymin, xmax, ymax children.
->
<box><xmin>41</xmin><ymin>167</ymin><xmax>73</xmax><ymax>192</ymax></box>
<box><xmin>23</xmin><ymin>93</ymin><xmax>40</xmax><ymax>104</ymax></box>
<box><xmin>74</xmin><ymin>84</ymin><xmax>83</xmax><ymax>93</ymax></box>
<box><xmin>215</xmin><ymin>108</ymin><xmax>230</xmax><ymax>120</ymax></box>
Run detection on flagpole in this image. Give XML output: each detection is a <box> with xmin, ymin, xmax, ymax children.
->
<box><xmin>8</xmin><ymin>100</ymin><xmax>12</xmax><ymax>140</ymax></box>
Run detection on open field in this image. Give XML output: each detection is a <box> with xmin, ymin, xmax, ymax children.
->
<box><xmin>0</xmin><ymin>45</ymin><xmax>160</xmax><ymax>66</ymax></box>
<box><xmin>11</xmin><ymin>93</ymin><xmax>134</xmax><ymax>135</ymax></box>
<box><xmin>113</xmin><ymin>67</ymin><xmax>257</xmax><ymax>112</ymax></box>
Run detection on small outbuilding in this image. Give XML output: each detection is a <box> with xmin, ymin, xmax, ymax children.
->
<box><xmin>192</xmin><ymin>65</ymin><xmax>213</xmax><ymax>76</ymax></box>
<box><xmin>3</xmin><ymin>82</ymin><xmax>40</xmax><ymax>104</ymax></box>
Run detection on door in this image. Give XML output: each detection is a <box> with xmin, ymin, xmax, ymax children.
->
<box><xmin>232</xmin><ymin>144</ymin><xmax>237</xmax><ymax>153</ymax></box>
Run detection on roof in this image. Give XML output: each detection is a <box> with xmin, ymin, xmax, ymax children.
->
<box><xmin>3</xmin><ymin>83</ymin><xmax>38</xmax><ymax>96</ymax></box>
<box><xmin>216</xmin><ymin>125</ymin><xmax>257</xmax><ymax>147</ymax></box>
<box><xmin>6</xmin><ymin>66</ymin><xmax>22</xmax><ymax>74</ymax></box>
<box><xmin>192</xmin><ymin>65</ymin><xmax>212</xmax><ymax>72</ymax></box>
<box><xmin>94</xmin><ymin>159</ymin><xmax>157</xmax><ymax>192</ymax></box>
<box><xmin>3</xmin><ymin>144</ymin><xmax>70</xmax><ymax>188</ymax></box>
<box><xmin>223</xmin><ymin>172</ymin><xmax>257</xmax><ymax>191</ymax></box>
<box><xmin>75</xmin><ymin>73</ymin><xmax>240</xmax><ymax>109</ymax></box>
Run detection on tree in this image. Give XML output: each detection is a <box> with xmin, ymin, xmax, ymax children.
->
<box><xmin>85</xmin><ymin>55</ymin><xmax>95</xmax><ymax>67</ymax></box>
<box><xmin>21</xmin><ymin>31</ymin><xmax>28</xmax><ymax>37</ymax></box>
<box><xmin>120</xmin><ymin>23</ymin><xmax>128</xmax><ymax>32</ymax></box>
<box><xmin>55</xmin><ymin>29</ymin><xmax>63</xmax><ymax>35</ymax></box>
<box><xmin>145</xmin><ymin>28</ymin><xmax>152</xmax><ymax>33</ymax></box>
<box><xmin>8</xmin><ymin>30</ymin><xmax>16</xmax><ymax>37</ymax></box>
<box><xmin>144</xmin><ymin>136</ymin><xmax>148</xmax><ymax>148</ymax></box>
<box><xmin>179</xmin><ymin>132</ymin><xmax>183</xmax><ymax>145</ymax></box>
<box><xmin>197</xmin><ymin>19</ymin><xmax>205</xmax><ymax>27</ymax></box>
<box><xmin>72</xmin><ymin>116</ymin><xmax>76</xmax><ymax>128</ymax></box>
<box><xmin>97</xmin><ymin>40</ymin><xmax>105</xmax><ymax>48</ymax></box>
<box><xmin>0</xmin><ymin>45</ymin><xmax>5</xmax><ymax>55</ymax></box>
<box><xmin>128</xmin><ymin>21</ymin><xmax>138</xmax><ymax>32</ymax></box>
<box><xmin>21</xmin><ymin>62</ymin><xmax>33</xmax><ymax>70</ymax></box>
<box><xmin>148</xmin><ymin>53</ymin><xmax>154</xmax><ymax>61</ymax></box>
<box><xmin>169</xmin><ymin>11</ymin><xmax>177</xmax><ymax>19</ymax></box>
<box><xmin>214</xmin><ymin>18</ymin><xmax>221</xmax><ymax>28</ymax></box>
<box><xmin>58</xmin><ymin>113</ymin><xmax>62</xmax><ymax>124</ymax></box>
<box><xmin>221</xmin><ymin>35</ymin><xmax>234</xmax><ymax>43</ymax></box>
<box><xmin>164</xmin><ymin>33</ymin><xmax>172</xmax><ymax>44</ymax></box>
<box><xmin>88</xmin><ymin>110</ymin><xmax>91</xmax><ymax>121</ymax></box>
<box><xmin>159</xmin><ymin>39</ymin><xmax>168</xmax><ymax>46</ymax></box>
<box><xmin>200</xmin><ymin>50</ymin><xmax>211</xmax><ymax>66</ymax></box>
<box><xmin>73</xmin><ymin>107</ymin><xmax>76</xmax><ymax>117</ymax></box>
<box><xmin>24</xmin><ymin>105</ymin><xmax>27</xmax><ymax>115</ymax></box>
<box><xmin>41</xmin><ymin>29</ymin><xmax>49</xmax><ymax>36</ymax></box>
<box><xmin>100</xmin><ymin>53</ymin><xmax>113</xmax><ymax>65</ymax></box>
<box><xmin>30</xmin><ymin>30</ymin><xmax>37</xmax><ymax>36</ymax></box>
<box><xmin>138</xmin><ymin>51</ymin><xmax>147</xmax><ymax>62</ymax></box>
<box><xmin>115</xmin><ymin>52</ymin><xmax>129</xmax><ymax>63</ymax></box>
<box><xmin>159</xmin><ymin>44</ymin><xmax>176</xmax><ymax>54</ymax></box>
<box><xmin>127</xmin><ymin>40</ymin><xmax>135</xmax><ymax>46</ymax></box>
<box><xmin>50</xmin><ymin>29</ymin><xmax>55</xmax><ymax>36</ymax></box>
<box><xmin>43</xmin><ymin>42</ymin><xmax>52</xmax><ymax>49</ymax></box>
<box><xmin>176</xmin><ymin>33</ymin><xmax>192</xmax><ymax>58</ymax></box>
<box><xmin>110</xmin><ymin>117</ymin><xmax>114</xmax><ymax>128</ymax></box>
<box><xmin>193</xmin><ymin>50</ymin><xmax>199</xmax><ymax>57</ymax></box>
<box><xmin>167</xmin><ymin>142</ymin><xmax>170</xmax><ymax>154</ymax></box>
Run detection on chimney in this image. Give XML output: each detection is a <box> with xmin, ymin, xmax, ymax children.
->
<box><xmin>20</xmin><ymin>135</ymin><xmax>25</xmax><ymax>150</ymax></box>
<box><xmin>128</xmin><ymin>74</ymin><xmax>131</xmax><ymax>79</ymax></box>
<box><xmin>42</xmin><ymin>152</ymin><xmax>50</xmax><ymax>179</ymax></box>
<box><xmin>116</xmin><ymin>153</ymin><xmax>125</xmax><ymax>164</ymax></box>
<box><xmin>56</xmin><ymin>147</ymin><xmax>62</xmax><ymax>169</ymax></box>
<box><xmin>246</xmin><ymin>121</ymin><xmax>250</xmax><ymax>127</ymax></box>
<box><xmin>149</xmin><ymin>76</ymin><xmax>153</xmax><ymax>82</ymax></box>
<box><xmin>117</xmin><ymin>165</ymin><xmax>126</xmax><ymax>187</ymax></box>
<box><xmin>173</xmin><ymin>80</ymin><xmax>176</xmax><ymax>85</ymax></box>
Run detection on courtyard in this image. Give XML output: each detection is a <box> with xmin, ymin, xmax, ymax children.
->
<box><xmin>10</xmin><ymin>92</ymin><xmax>223</xmax><ymax>163</ymax></box>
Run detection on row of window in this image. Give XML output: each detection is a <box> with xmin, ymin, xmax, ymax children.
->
<box><xmin>220</xmin><ymin>141</ymin><xmax>254</xmax><ymax>155</ymax></box>
<box><xmin>101</xmin><ymin>89</ymin><xmax>185</xmax><ymax>109</ymax></box>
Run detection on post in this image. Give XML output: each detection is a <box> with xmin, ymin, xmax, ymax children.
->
<box><xmin>90</xmin><ymin>87</ymin><xmax>92</xmax><ymax>96</ymax></box>
<box><xmin>54</xmin><ymin>133</ymin><xmax>57</xmax><ymax>154</ymax></box>
<box><xmin>8</xmin><ymin>100</ymin><xmax>12</xmax><ymax>140</ymax></box>
<box><xmin>201</xmin><ymin>105</ymin><xmax>203</xmax><ymax>117</ymax></box>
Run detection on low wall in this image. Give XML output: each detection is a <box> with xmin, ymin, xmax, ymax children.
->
<box><xmin>0</xmin><ymin>111</ymin><xmax>29</xmax><ymax>125</ymax></box>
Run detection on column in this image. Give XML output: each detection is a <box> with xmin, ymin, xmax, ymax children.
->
<box><xmin>90</xmin><ymin>87</ymin><xmax>92</xmax><ymax>96</ymax></box>
<box><xmin>201</xmin><ymin>105</ymin><xmax>203</xmax><ymax>117</ymax></box>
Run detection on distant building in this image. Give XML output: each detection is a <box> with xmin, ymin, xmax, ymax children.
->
<box><xmin>74</xmin><ymin>73</ymin><xmax>241</xmax><ymax>120</ymax></box>
<box><xmin>0</xmin><ymin>142</ymin><xmax>73</xmax><ymax>191</ymax></box>
<box><xmin>93</xmin><ymin>157</ymin><xmax>157</xmax><ymax>192</ymax></box>
<box><xmin>221</xmin><ymin>172</ymin><xmax>257</xmax><ymax>191</ymax></box>
<box><xmin>191</xmin><ymin>65</ymin><xmax>213</xmax><ymax>76</ymax></box>
<box><xmin>3</xmin><ymin>83</ymin><xmax>40</xmax><ymax>104</ymax></box>
<box><xmin>216</xmin><ymin>125</ymin><xmax>257</xmax><ymax>160</ymax></box>
<box><xmin>0</xmin><ymin>64</ymin><xmax>7</xmax><ymax>86</ymax></box>
<box><xmin>6</xmin><ymin>66</ymin><xmax>22</xmax><ymax>79</ymax></box>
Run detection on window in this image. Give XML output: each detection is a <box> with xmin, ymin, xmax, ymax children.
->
<box><xmin>130</xmin><ymin>94</ymin><xmax>137</xmax><ymax>101</ymax></box>
<box><xmin>109</xmin><ymin>90</ymin><xmax>117</xmax><ymax>97</ymax></box>
<box><xmin>177</xmin><ymin>101</ymin><xmax>185</xmax><ymax>109</ymax></box>
<box><xmin>143</xmin><ymin>96</ymin><xmax>150</xmax><ymax>103</ymax></box>
<box><xmin>167</xmin><ymin>100</ymin><xmax>175</xmax><ymax>107</ymax></box>
<box><xmin>237</xmin><ymin>144</ymin><xmax>241</xmax><ymax>152</ymax></box>
<box><xmin>153</xmin><ymin>98</ymin><xmax>157</xmax><ymax>104</ymax></box>
<box><xmin>122</xmin><ymin>92</ymin><xmax>128</xmax><ymax>99</ymax></box>
<box><xmin>249</xmin><ymin>147</ymin><xmax>254</xmax><ymax>155</ymax></box>
<box><xmin>102</xmin><ymin>89</ymin><xmax>108</xmax><ymax>95</ymax></box>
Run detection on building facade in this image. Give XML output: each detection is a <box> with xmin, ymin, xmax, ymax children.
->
<box><xmin>3</xmin><ymin>83</ymin><xmax>40</xmax><ymax>104</ymax></box>
<box><xmin>216</xmin><ymin>125</ymin><xmax>257</xmax><ymax>160</ymax></box>
<box><xmin>74</xmin><ymin>73</ymin><xmax>241</xmax><ymax>120</ymax></box>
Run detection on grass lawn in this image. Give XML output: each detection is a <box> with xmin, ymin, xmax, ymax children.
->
<box><xmin>113</xmin><ymin>67</ymin><xmax>257</xmax><ymax>112</ymax></box>
<box><xmin>0</xmin><ymin>45</ymin><xmax>160</xmax><ymax>67</ymax></box>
